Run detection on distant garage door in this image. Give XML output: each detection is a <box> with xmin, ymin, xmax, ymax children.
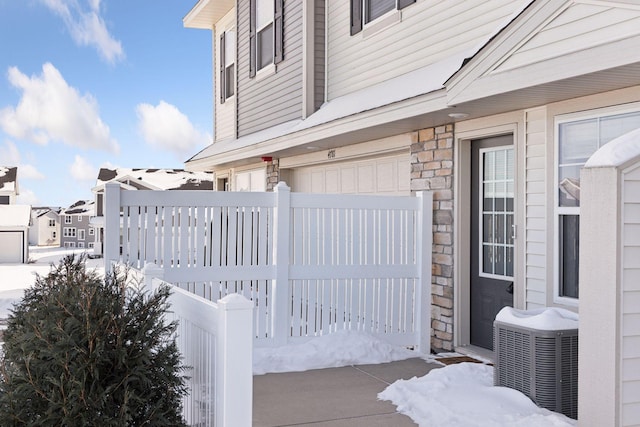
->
<box><xmin>290</xmin><ymin>153</ymin><xmax>410</xmax><ymax>195</ymax></box>
<box><xmin>0</xmin><ymin>231</ymin><xmax>24</xmax><ymax>263</ymax></box>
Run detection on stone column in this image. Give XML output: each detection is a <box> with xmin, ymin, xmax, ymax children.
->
<box><xmin>410</xmin><ymin>124</ymin><xmax>454</xmax><ymax>352</ymax></box>
<box><xmin>266</xmin><ymin>159</ymin><xmax>280</xmax><ymax>192</ymax></box>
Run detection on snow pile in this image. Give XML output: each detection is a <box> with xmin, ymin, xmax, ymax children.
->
<box><xmin>495</xmin><ymin>307</ymin><xmax>578</xmax><ymax>331</ymax></box>
<box><xmin>584</xmin><ymin>127</ymin><xmax>640</xmax><ymax>168</ymax></box>
<box><xmin>253</xmin><ymin>330</ymin><xmax>419</xmax><ymax>375</ymax></box>
<box><xmin>379</xmin><ymin>362</ymin><xmax>577</xmax><ymax>427</ymax></box>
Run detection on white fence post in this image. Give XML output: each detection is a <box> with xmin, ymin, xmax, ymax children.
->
<box><xmin>272</xmin><ymin>182</ymin><xmax>291</xmax><ymax>347</ymax></box>
<box><xmin>104</xmin><ymin>183</ymin><xmax>121</xmax><ymax>273</ymax></box>
<box><xmin>415</xmin><ymin>191</ymin><xmax>433</xmax><ymax>353</ymax></box>
<box><xmin>216</xmin><ymin>294</ymin><xmax>253</xmax><ymax>427</ymax></box>
<box><xmin>142</xmin><ymin>263</ymin><xmax>164</xmax><ymax>293</ymax></box>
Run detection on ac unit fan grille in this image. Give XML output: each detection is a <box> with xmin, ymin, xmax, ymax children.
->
<box><xmin>494</xmin><ymin>321</ymin><xmax>578</xmax><ymax>420</ymax></box>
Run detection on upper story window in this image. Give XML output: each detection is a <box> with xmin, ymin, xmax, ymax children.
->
<box><xmin>65</xmin><ymin>215</ymin><xmax>72</xmax><ymax>224</ymax></box>
<box><xmin>555</xmin><ymin>108</ymin><xmax>640</xmax><ymax>301</ymax></box>
<box><xmin>250</xmin><ymin>0</ymin><xmax>283</xmax><ymax>77</ymax></box>
<box><xmin>351</xmin><ymin>0</ymin><xmax>416</xmax><ymax>35</ymax></box>
<box><xmin>48</xmin><ymin>219</ymin><xmax>55</xmax><ymax>227</ymax></box>
<box><xmin>220</xmin><ymin>29</ymin><xmax>236</xmax><ymax>103</ymax></box>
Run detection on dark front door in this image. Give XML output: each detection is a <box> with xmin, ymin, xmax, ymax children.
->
<box><xmin>470</xmin><ymin>136</ymin><xmax>514</xmax><ymax>350</ymax></box>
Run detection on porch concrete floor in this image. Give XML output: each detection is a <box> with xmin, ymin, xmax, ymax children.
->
<box><xmin>253</xmin><ymin>358</ymin><xmax>441</xmax><ymax>426</ymax></box>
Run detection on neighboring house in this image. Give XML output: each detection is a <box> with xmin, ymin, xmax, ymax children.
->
<box><xmin>91</xmin><ymin>168</ymin><xmax>215</xmax><ymax>256</ymax></box>
<box><xmin>0</xmin><ymin>205</ymin><xmax>30</xmax><ymax>263</ymax></box>
<box><xmin>59</xmin><ymin>200</ymin><xmax>95</xmax><ymax>249</ymax></box>
<box><xmin>0</xmin><ymin>166</ymin><xmax>19</xmax><ymax>205</ymax></box>
<box><xmin>182</xmin><ymin>0</ymin><xmax>640</xmax><ymax>357</ymax></box>
<box><xmin>29</xmin><ymin>207</ymin><xmax>61</xmax><ymax>247</ymax></box>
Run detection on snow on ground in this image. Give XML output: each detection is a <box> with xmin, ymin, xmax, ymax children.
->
<box><xmin>380</xmin><ymin>362</ymin><xmax>576</xmax><ymax>427</ymax></box>
<box><xmin>253</xmin><ymin>330</ymin><xmax>424</xmax><ymax>375</ymax></box>
<box><xmin>0</xmin><ymin>246</ymin><xmax>103</xmax><ymax>318</ymax></box>
<box><xmin>254</xmin><ymin>331</ymin><xmax>576</xmax><ymax>427</ymax></box>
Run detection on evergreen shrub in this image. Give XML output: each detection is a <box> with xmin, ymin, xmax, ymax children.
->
<box><xmin>0</xmin><ymin>255</ymin><xmax>187</xmax><ymax>426</ymax></box>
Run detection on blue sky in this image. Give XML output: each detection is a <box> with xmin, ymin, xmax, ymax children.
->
<box><xmin>0</xmin><ymin>0</ymin><xmax>213</xmax><ymax>207</ymax></box>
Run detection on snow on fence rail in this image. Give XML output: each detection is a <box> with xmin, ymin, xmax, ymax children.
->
<box><xmin>140</xmin><ymin>265</ymin><xmax>253</xmax><ymax>427</ymax></box>
<box><xmin>104</xmin><ymin>182</ymin><xmax>433</xmax><ymax>351</ymax></box>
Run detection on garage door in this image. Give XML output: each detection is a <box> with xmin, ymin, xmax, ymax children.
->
<box><xmin>0</xmin><ymin>231</ymin><xmax>24</xmax><ymax>263</ymax></box>
<box><xmin>290</xmin><ymin>154</ymin><xmax>410</xmax><ymax>195</ymax></box>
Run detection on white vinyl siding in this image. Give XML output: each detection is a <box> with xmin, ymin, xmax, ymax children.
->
<box><xmin>623</xmin><ymin>163</ymin><xmax>640</xmax><ymax>426</ymax></box>
<box><xmin>495</xmin><ymin>3</ymin><xmax>640</xmax><ymax>73</ymax></box>
<box><xmin>238</xmin><ymin>0</ymin><xmax>303</xmax><ymax>137</ymax></box>
<box><xmin>215</xmin><ymin>9</ymin><xmax>237</xmax><ymax>142</ymax></box>
<box><xmin>327</xmin><ymin>0</ymin><xmax>529</xmax><ymax>100</ymax></box>
<box><xmin>524</xmin><ymin>107</ymin><xmax>547</xmax><ymax>309</ymax></box>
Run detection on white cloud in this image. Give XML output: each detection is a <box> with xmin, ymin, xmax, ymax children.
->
<box><xmin>0</xmin><ymin>63</ymin><xmax>119</xmax><ymax>153</ymax></box>
<box><xmin>136</xmin><ymin>101</ymin><xmax>211</xmax><ymax>158</ymax></box>
<box><xmin>0</xmin><ymin>140</ymin><xmax>45</xmax><ymax>180</ymax></box>
<box><xmin>41</xmin><ymin>0</ymin><xmax>124</xmax><ymax>64</ymax></box>
<box><xmin>70</xmin><ymin>155</ymin><xmax>97</xmax><ymax>181</ymax></box>
<box><xmin>17</xmin><ymin>189</ymin><xmax>39</xmax><ymax>206</ymax></box>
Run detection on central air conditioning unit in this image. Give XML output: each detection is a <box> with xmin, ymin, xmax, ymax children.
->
<box><xmin>493</xmin><ymin>307</ymin><xmax>579</xmax><ymax>420</ymax></box>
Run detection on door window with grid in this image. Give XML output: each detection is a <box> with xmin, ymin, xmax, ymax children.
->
<box><xmin>479</xmin><ymin>147</ymin><xmax>514</xmax><ymax>279</ymax></box>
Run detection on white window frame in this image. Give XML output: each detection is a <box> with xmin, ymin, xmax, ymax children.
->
<box><xmin>48</xmin><ymin>219</ymin><xmax>56</xmax><ymax>227</ymax></box>
<box><xmin>255</xmin><ymin>0</ymin><xmax>275</xmax><ymax>74</ymax></box>
<box><xmin>78</xmin><ymin>229</ymin><xmax>86</xmax><ymax>241</ymax></box>
<box><xmin>65</xmin><ymin>215</ymin><xmax>72</xmax><ymax>224</ymax></box>
<box><xmin>223</xmin><ymin>28</ymin><xmax>236</xmax><ymax>100</ymax></box>
<box><xmin>554</xmin><ymin>102</ymin><xmax>640</xmax><ymax>306</ymax></box>
<box><xmin>78</xmin><ymin>216</ymin><xmax>82</xmax><ymax>222</ymax></box>
<box><xmin>89</xmin><ymin>228</ymin><xmax>95</xmax><ymax>236</ymax></box>
<box><xmin>63</xmin><ymin>227</ymin><xmax>77</xmax><ymax>238</ymax></box>
<box><xmin>478</xmin><ymin>146</ymin><xmax>515</xmax><ymax>281</ymax></box>
<box><xmin>78</xmin><ymin>242</ymin><xmax>85</xmax><ymax>248</ymax></box>
<box><xmin>364</xmin><ymin>0</ymin><xmax>396</xmax><ymax>25</ymax></box>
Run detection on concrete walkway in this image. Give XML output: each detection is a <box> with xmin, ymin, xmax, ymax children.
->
<box><xmin>253</xmin><ymin>358</ymin><xmax>441</xmax><ymax>426</ymax></box>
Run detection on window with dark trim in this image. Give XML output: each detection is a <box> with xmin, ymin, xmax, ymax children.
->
<box><xmin>250</xmin><ymin>0</ymin><xmax>284</xmax><ymax>77</ymax></box>
<box><xmin>351</xmin><ymin>0</ymin><xmax>415</xmax><ymax>35</ymax></box>
<box><xmin>219</xmin><ymin>29</ymin><xmax>236</xmax><ymax>103</ymax></box>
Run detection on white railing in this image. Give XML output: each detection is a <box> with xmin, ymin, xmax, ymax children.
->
<box><xmin>141</xmin><ymin>264</ymin><xmax>253</xmax><ymax>427</ymax></box>
<box><xmin>104</xmin><ymin>182</ymin><xmax>433</xmax><ymax>351</ymax></box>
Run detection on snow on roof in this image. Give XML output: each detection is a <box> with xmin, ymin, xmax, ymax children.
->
<box><xmin>96</xmin><ymin>168</ymin><xmax>215</xmax><ymax>191</ymax></box>
<box><xmin>0</xmin><ymin>166</ymin><xmax>18</xmax><ymax>193</ymax></box>
<box><xmin>584</xmin><ymin>127</ymin><xmax>640</xmax><ymax>169</ymax></box>
<box><xmin>0</xmin><ymin>205</ymin><xmax>31</xmax><ymax>227</ymax></box>
<box><xmin>190</xmin><ymin>51</ymin><xmax>471</xmax><ymax>162</ymax></box>
<box><xmin>495</xmin><ymin>307</ymin><xmax>578</xmax><ymax>331</ymax></box>
<box><xmin>61</xmin><ymin>200</ymin><xmax>95</xmax><ymax>216</ymax></box>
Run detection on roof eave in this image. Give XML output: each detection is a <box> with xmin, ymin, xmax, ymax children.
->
<box><xmin>183</xmin><ymin>0</ymin><xmax>234</xmax><ymax>30</ymax></box>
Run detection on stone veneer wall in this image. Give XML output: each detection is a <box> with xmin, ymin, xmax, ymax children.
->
<box><xmin>410</xmin><ymin>124</ymin><xmax>454</xmax><ymax>352</ymax></box>
<box><xmin>266</xmin><ymin>159</ymin><xmax>280</xmax><ymax>191</ymax></box>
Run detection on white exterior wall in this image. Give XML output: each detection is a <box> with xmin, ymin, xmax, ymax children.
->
<box><xmin>578</xmin><ymin>166</ymin><xmax>620</xmax><ymax>426</ymax></box>
<box><xmin>214</xmin><ymin>8</ymin><xmax>236</xmax><ymax>142</ymax></box>
<box><xmin>31</xmin><ymin>213</ymin><xmax>59</xmax><ymax>246</ymax></box>
<box><xmin>524</xmin><ymin>107</ymin><xmax>547</xmax><ymax>309</ymax></box>
<box><xmin>622</xmin><ymin>164</ymin><xmax>640</xmax><ymax>426</ymax></box>
<box><xmin>495</xmin><ymin>3</ymin><xmax>640</xmax><ymax>73</ymax></box>
<box><xmin>326</xmin><ymin>0</ymin><xmax>529</xmax><ymax>100</ymax></box>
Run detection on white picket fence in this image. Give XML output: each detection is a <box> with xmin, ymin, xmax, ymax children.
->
<box><xmin>140</xmin><ymin>264</ymin><xmax>253</xmax><ymax>427</ymax></box>
<box><xmin>104</xmin><ymin>182</ymin><xmax>432</xmax><ymax>350</ymax></box>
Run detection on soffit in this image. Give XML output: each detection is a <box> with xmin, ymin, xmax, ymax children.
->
<box><xmin>183</xmin><ymin>0</ymin><xmax>234</xmax><ymax>30</ymax></box>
